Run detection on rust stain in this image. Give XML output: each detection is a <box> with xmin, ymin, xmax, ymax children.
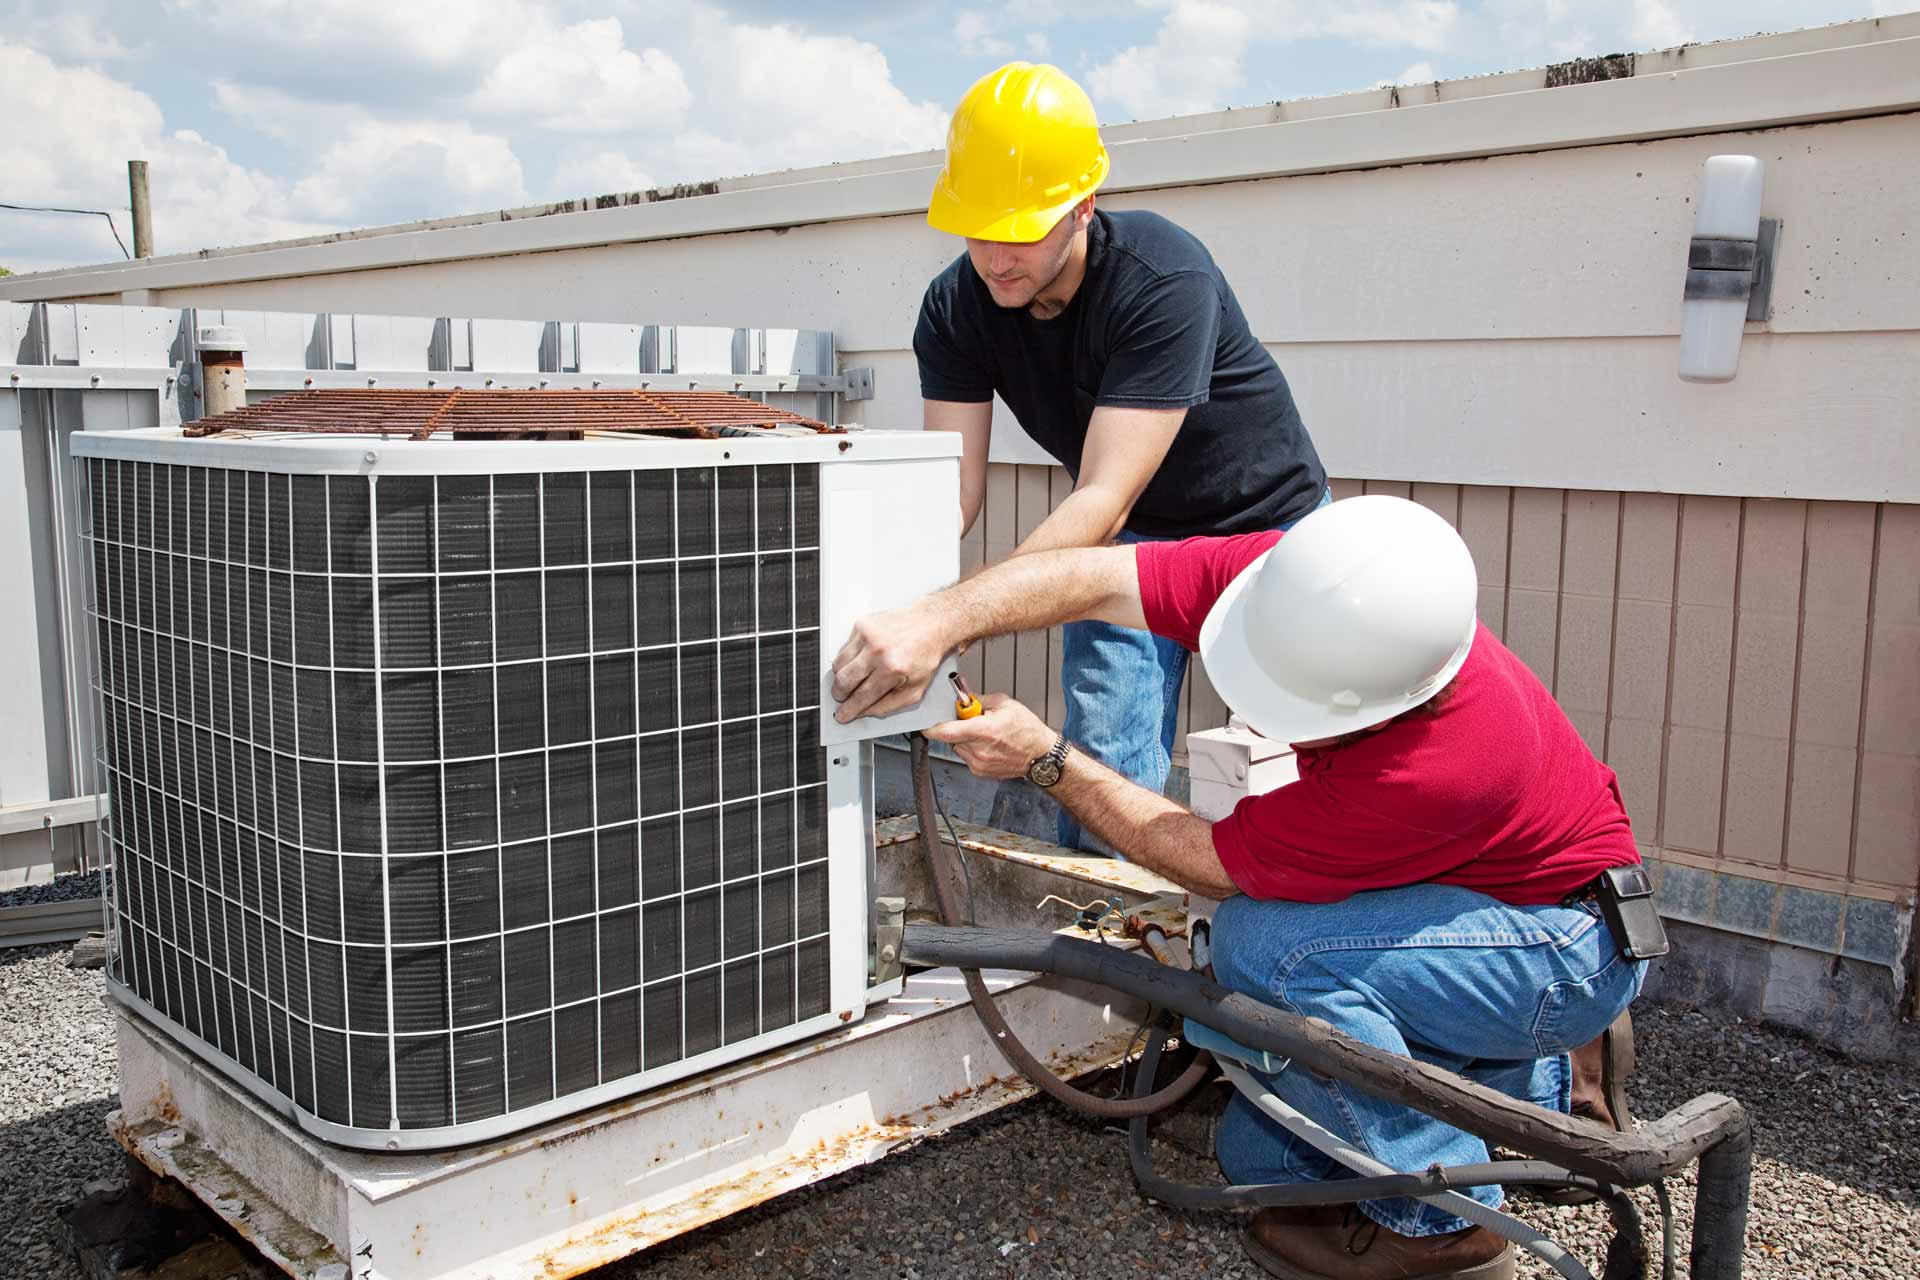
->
<box><xmin>522</xmin><ymin>1029</ymin><xmax>1141</xmax><ymax>1279</ymax></box>
<box><xmin>876</xmin><ymin>815</ymin><xmax>1183</xmax><ymax>898</ymax></box>
<box><xmin>181</xmin><ymin>387</ymin><xmax>839</xmax><ymax>440</ymax></box>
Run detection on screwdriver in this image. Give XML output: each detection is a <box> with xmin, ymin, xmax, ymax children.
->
<box><xmin>949</xmin><ymin>671</ymin><xmax>984</xmax><ymax>719</ymax></box>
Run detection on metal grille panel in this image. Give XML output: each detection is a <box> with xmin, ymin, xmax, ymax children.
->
<box><xmin>86</xmin><ymin>455</ymin><xmax>831</xmax><ymax>1138</ymax></box>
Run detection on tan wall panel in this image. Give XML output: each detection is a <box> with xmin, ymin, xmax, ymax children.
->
<box><xmin>1786</xmin><ymin>503</ymin><xmax>1876</xmax><ymax>879</ymax></box>
<box><xmin>1663</xmin><ymin>496</ymin><xmax>1740</xmax><ymax>854</ymax></box>
<box><xmin>1044</xmin><ymin>468</ymin><xmax>1071</xmax><ymax>729</ymax></box>
<box><xmin>1412</xmin><ymin>483</ymin><xmax>1462</xmax><ymax>527</ymax></box>
<box><xmin>980</xmin><ymin>464</ymin><xmax>1018</xmax><ymax>697</ymax></box>
<box><xmin>1856</xmin><ymin>504</ymin><xmax>1920</xmax><ymax>889</ymax></box>
<box><xmin>1722</xmin><ymin>501</ymin><xmax>1805</xmax><ymax>868</ymax></box>
<box><xmin>1504</xmin><ymin>488</ymin><xmax>1564</xmax><ymax>687</ymax></box>
<box><xmin>1605</xmin><ymin>493</ymin><xmax>1679</xmax><ymax>842</ymax></box>
<box><xmin>1012</xmin><ymin>467</ymin><xmax>1052</xmax><ymax>716</ymax></box>
<box><xmin>957</xmin><ymin>477</ymin><xmax>986</xmax><ymax>695</ymax></box>
<box><xmin>1190</xmin><ymin>656</ymin><xmax>1230</xmax><ymax>737</ymax></box>
<box><xmin>1556</xmin><ymin>492</ymin><xmax>1621</xmax><ymax>753</ymax></box>
<box><xmin>1459</xmin><ymin>486</ymin><xmax>1511</xmax><ymax>640</ymax></box>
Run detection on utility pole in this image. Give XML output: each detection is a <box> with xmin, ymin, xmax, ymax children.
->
<box><xmin>127</xmin><ymin>160</ymin><xmax>152</xmax><ymax>258</ymax></box>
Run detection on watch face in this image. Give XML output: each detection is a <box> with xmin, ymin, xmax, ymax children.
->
<box><xmin>1029</xmin><ymin>757</ymin><xmax>1063</xmax><ymax>788</ymax></box>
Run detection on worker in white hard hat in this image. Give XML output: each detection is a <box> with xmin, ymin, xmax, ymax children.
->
<box><xmin>831</xmin><ymin>496</ymin><xmax>1651</xmax><ymax>1280</ymax></box>
<box><xmin>915</xmin><ymin>61</ymin><xmax>1328</xmax><ymax>855</ymax></box>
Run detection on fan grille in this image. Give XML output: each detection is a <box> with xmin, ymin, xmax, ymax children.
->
<box><xmin>86</xmin><ymin>455</ymin><xmax>832</xmax><ymax>1133</ymax></box>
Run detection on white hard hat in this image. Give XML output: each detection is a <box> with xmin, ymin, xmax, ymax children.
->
<box><xmin>1198</xmin><ymin>495</ymin><xmax>1479</xmax><ymax>744</ymax></box>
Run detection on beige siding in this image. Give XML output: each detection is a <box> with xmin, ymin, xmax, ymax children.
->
<box><xmin>977</xmin><ymin>462</ymin><xmax>1919</xmax><ymax>900</ymax></box>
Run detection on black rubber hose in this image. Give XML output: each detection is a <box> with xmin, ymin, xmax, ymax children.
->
<box><xmin>903</xmin><ymin>920</ymin><xmax>1747</xmax><ymax>1189</ymax></box>
<box><xmin>910</xmin><ymin>734</ymin><xmax>1211</xmax><ymax>1119</ymax></box>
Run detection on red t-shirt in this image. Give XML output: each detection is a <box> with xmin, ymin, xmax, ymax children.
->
<box><xmin>1137</xmin><ymin>531</ymin><xmax>1641</xmax><ymax>906</ymax></box>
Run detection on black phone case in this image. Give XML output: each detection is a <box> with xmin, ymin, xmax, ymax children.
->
<box><xmin>1597</xmin><ymin>864</ymin><xmax>1670</xmax><ymax>960</ymax></box>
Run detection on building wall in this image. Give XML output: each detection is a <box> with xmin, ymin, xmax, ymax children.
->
<box><xmin>33</xmin><ymin>110</ymin><xmax>1920</xmax><ymax>505</ymax></box>
<box><xmin>966</xmin><ymin>464</ymin><xmax>1918</xmax><ymax>916</ymax></box>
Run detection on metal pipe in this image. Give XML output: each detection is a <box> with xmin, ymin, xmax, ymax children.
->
<box><xmin>196</xmin><ymin>325</ymin><xmax>247</xmax><ymax>419</ymax></box>
<box><xmin>1689</xmin><ymin>1123</ymin><xmax>1752</xmax><ymax>1280</ymax></box>
<box><xmin>127</xmin><ymin>161</ymin><xmax>152</xmax><ymax>259</ymax></box>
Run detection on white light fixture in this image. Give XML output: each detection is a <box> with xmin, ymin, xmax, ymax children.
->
<box><xmin>1678</xmin><ymin>155</ymin><xmax>1776</xmax><ymax>384</ymax></box>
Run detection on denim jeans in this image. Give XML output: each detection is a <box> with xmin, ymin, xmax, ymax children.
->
<box><xmin>1055</xmin><ymin>488</ymin><xmax>1332</xmax><ymax>852</ymax></box>
<box><xmin>1210</xmin><ymin>883</ymin><xmax>1646</xmax><ymax>1237</ymax></box>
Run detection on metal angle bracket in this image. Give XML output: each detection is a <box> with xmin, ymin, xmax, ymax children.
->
<box><xmin>1747</xmin><ymin>217</ymin><xmax>1780</xmax><ymax>322</ymax></box>
<box><xmin>840</xmin><ymin>366</ymin><xmax>876</xmax><ymax>402</ymax></box>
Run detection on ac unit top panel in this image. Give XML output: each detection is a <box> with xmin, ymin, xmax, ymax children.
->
<box><xmin>71</xmin><ymin>426</ymin><xmax>962</xmax><ymax>475</ymax></box>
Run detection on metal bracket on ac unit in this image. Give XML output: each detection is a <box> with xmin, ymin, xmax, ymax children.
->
<box><xmin>840</xmin><ymin>366</ymin><xmax>875</xmax><ymax>401</ymax></box>
<box><xmin>873</xmin><ymin>896</ymin><xmax>906</xmax><ymax>985</ymax></box>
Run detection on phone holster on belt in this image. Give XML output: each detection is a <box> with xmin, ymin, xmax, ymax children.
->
<box><xmin>1595</xmin><ymin>863</ymin><xmax>1670</xmax><ymax>961</ymax></box>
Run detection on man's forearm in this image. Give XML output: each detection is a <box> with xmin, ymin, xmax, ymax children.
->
<box><xmin>1049</xmin><ymin>752</ymin><xmax>1240</xmax><ymax>900</ymax></box>
<box><xmin>927</xmin><ymin>544</ymin><xmax>1141</xmax><ymax>650</ymax></box>
<box><xmin>1014</xmin><ymin>486</ymin><xmax>1129</xmax><ymax>557</ymax></box>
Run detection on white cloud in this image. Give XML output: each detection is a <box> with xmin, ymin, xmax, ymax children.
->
<box><xmin>0</xmin><ymin>40</ymin><xmax>328</xmax><ymax>272</ymax></box>
<box><xmin>547</xmin><ymin>147</ymin><xmax>658</xmax><ymax>197</ymax></box>
<box><xmin>1088</xmin><ymin>0</ymin><xmax>1465</xmax><ymax>119</ymax></box>
<box><xmin>1373</xmin><ymin>59</ymin><xmax>1437</xmax><ymax>87</ymax></box>
<box><xmin>17</xmin><ymin>10</ymin><xmax>140</xmax><ymax>64</ymax></box>
<box><xmin>1027</xmin><ymin>32</ymin><xmax>1052</xmax><ymax>56</ymax></box>
<box><xmin>1627</xmin><ymin>0</ymin><xmax>1695</xmax><ymax>47</ymax></box>
<box><xmin>954</xmin><ymin>12</ymin><xmax>1016</xmax><ymax>57</ymax></box>
<box><xmin>471</xmin><ymin>18</ymin><xmax>690</xmax><ymax>133</ymax></box>
<box><xmin>1320</xmin><ymin>1</ymin><xmax>1461</xmax><ymax>52</ymax></box>
<box><xmin>290</xmin><ymin>120</ymin><xmax>528</xmax><ymax>226</ymax></box>
<box><xmin>161</xmin><ymin>0</ymin><xmax>529</xmax><ymax>74</ymax></box>
<box><xmin>658</xmin><ymin>12</ymin><xmax>950</xmax><ymax>178</ymax></box>
<box><xmin>1088</xmin><ymin>1</ymin><xmax>1252</xmax><ymax>120</ymax></box>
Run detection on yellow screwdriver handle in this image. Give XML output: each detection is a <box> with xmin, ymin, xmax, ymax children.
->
<box><xmin>949</xmin><ymin>672</ymin><xmax>984</xmax><ymax>719</ymax></box>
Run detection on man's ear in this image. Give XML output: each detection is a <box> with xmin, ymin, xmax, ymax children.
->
<box><xmin>1076</xmin><ymin>196</ymin><xmax>1096</xmax><ymax>230</ymax></box>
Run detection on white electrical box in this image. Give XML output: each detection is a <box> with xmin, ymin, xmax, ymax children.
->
<box><xmin>1185</xmin><ymin>716</ymin><xmax>1298</xmax><ymax>821</ymax></box>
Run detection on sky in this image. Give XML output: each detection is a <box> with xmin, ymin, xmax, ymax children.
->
<box><xmin>0</xmin><ymin>0</ymin><xmax>1907</xmax><ymax>275</ymax></box>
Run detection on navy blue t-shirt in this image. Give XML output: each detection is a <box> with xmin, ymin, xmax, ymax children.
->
<box><xmin>914</xmin><ymin>209</ymin><xmax>1325</xmax><ymax>537</ymax></box>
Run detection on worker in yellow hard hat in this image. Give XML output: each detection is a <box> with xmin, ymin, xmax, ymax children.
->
<box><xmin>908</xmin><ymin>62</ymin><xmax>1330</xmax><ymax>854</ymax></box>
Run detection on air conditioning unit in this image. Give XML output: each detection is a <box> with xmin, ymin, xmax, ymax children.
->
<box><xmin>73</xmin><ymin>400</ymin><xmax>958</xmax><ymax>1150</ymax></box>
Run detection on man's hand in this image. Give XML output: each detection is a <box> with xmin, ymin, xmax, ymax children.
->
<box><xmin>831</xmin><ymin>603</ymin><xmax>961</xmax><ymax>724</ymax></box>
<box><xmin>923</xmin><ymin>694</ymin><xmax>1055</xmax><ymax>780</ymax></box>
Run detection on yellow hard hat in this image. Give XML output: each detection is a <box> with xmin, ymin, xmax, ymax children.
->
<box><xmin>927</xmin><ymin>62</ymin><xmax>1110</xmax><ymax>244</ymax></box>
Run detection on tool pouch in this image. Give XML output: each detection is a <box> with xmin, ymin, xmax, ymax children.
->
<box><xmin>1593</xmin><ymin>864</ymin><xmax>1670</xmax><ymax>961</ymax></box>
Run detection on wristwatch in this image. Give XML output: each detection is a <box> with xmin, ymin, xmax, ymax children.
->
<box><xmin>1026</xmin><ymin>733</ymin><xmax>1072</xmax><ymax>789</ymax></box>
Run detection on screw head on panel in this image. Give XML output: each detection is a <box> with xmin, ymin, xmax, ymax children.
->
<box><xmin>364</xmin><ymin>451</ymin><xmax>378</xmax><ymax>464</ymax></box>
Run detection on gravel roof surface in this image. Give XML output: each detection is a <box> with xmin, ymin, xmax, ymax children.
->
<box><xmin>3</xmin><ymin>941</ymin><xmax>1915</xmax><ymax>1279</ymax></box>
<box><xmin>0</xmin><ymin>868</ymin><xmax>108</xmax><ymax>908</ymax></box>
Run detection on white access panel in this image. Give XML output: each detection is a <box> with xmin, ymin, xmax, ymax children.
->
<box><xmin>816</xmin><ymin>453</ymin><xmax>963</xmax><ymax>746</ymax></box>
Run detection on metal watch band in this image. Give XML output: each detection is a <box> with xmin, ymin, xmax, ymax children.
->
<box><xmin>1028</xmin><ymin>733</ymin><xmax>1072</xmax><ymax>788</ymax></box>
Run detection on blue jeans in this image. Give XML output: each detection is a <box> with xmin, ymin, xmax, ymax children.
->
<box><xmin>1056</xmin><ymin>489</ymin><xmax>1331</xmax><ymax>852</ymax></box>
<box><xmin>1210</xmin><ymin>884</ymin><xmax>1645</xmax><ymax>1237</ymax></box>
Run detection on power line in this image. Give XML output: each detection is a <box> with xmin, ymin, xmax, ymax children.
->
<box><xmin>0</xmin><ymin>201</ymin><xmax>133</xmax><ymax>259</ymax></box>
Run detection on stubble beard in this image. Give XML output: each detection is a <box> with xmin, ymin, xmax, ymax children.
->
<box><xmin>986</xmin><ymin>238</ymin><xmax>1074</xmax><ymax>317</ymax></box>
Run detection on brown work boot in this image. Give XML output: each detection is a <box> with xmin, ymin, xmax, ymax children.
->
<box><xmin>1243</xmin><ymin>1204</ymin><xmax>1515</xmax><ymax>1280</ymax></box>
<box><xmin>1570</xmin><ymin>1010</ymin><xmax>1636</xmax><ymax>1131</ymax></box>
<box><xmin>1528</xmin><ymin>1010</ymin><xmax>1637</xmax><ymax>1204</ymax></box>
